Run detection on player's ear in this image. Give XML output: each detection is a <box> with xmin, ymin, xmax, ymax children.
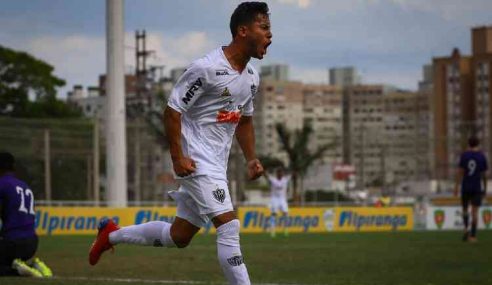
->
<box><xmin>237</xmin><ymin>25</ymin><xmax>248</xmax><ymax>38</ymax></box>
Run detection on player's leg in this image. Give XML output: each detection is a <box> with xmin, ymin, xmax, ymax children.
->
<box><xmin>0</xmin><ymin>238</ymin><xmax>18</xmax><ymax>276</ymax></box>
<box><xmin>461</xmin><ymin>192</ymin><xmax>470</xmax><ymax>241</ymax></box>
<box><xmin>213</xmin><ymin>211</ymin><xmax>251</xmax><ymax>285</ymax></box>
<box><xmin>89</xmin><ymin>185</ymin><xmax>205</xmax><ymax>265</ymax></box>
<box><xmin>4</xmin><ymin>236</ymin><xmax>43</xmax><ymax>277</ymax></box>
<box><xmin>270</xmin><ymin>200</ymin><xmax>279</xmax><ymax>237</ymax></box>
<box><xmin>469</xmin><ymin>193</ymin><xmax>482</xmax><ymax>242</ymax></box>
<box><xmin>269</xmin><ymin>212</ymin><xmax>277</xmax><ymax>238</ymax></box>
<box><xmin>188</xmin><ymin>176</ymin><xmax>249</xmax><ymax>285</ymax></box>
<box><xmin>280</xmin><ymin>199</ymin><xmax>289</xmax><ymax>236</ymax></box>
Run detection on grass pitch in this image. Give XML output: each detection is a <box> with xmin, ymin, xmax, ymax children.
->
<box><xmin>2</xmin><ymin>231</ymin><xmax>491</xmax><ymax>285</ymax></box>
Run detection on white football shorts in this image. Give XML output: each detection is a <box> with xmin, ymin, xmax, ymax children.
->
<box><xmin>270</xmin><ymin>197</ymin><xmax>289</xmax><ymax>214</ymax></box>
<box><xmin>169</xmin><ymin>175</ymin><xmax>234</xmax><ymax>228</ymax></box>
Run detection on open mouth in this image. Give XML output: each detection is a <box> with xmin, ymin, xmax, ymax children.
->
<box><xmin>262</xmin><ymin>41</ymin><xmax>272</xmax><ymax>55</ymax></box>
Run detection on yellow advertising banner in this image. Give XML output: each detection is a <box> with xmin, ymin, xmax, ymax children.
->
<box><xmin>35</xmin><ymin>206</ymin><xmax>413</xmax><ymax>235</ymax></box>
<box><xmin>237</xmin><ymin>207</ymin><xmax>413</xmax><ymax>233</ymax></box>
<box><xmin>35</xmin><ymin>207</ymin><xmax>216</xmax><ymax>236</ymax></box>
<box><xmin>329</xmin><ymin>207</ymin><xmax>414</xmax><ymax>232</ymax></box>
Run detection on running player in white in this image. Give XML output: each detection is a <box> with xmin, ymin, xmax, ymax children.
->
<box><xmin>264</xmin><ymin>168</ymin><xmax>291</xmax><ymax>237</ymax></box>
<box><xmin>89</xmin><ymin>2</ymin><xmax>271</xmax><ymax>285</ymax></box>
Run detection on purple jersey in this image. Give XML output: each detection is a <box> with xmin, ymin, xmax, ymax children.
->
<box><xmin>458</xmin><ymin>151</ymin><xmax>488</xmax><ymax>194</ymax></box>
<box><xmin>0</xmin><ymin>173</ymin><xmax>36</xmax><ymax>239</ymax></box>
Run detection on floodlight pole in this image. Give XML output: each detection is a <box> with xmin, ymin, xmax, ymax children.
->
<box><xmin>106</xmin><ymin>0</ymin><xmax>127</xmax><ymax>207</ymax></box>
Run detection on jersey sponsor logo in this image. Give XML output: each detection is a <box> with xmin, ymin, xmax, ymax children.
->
<box><xmin>227</xmin><ymin>255</ymin><xmax>244</xmax><ymax>266</ymax></box>
<box><xmin>216</xmin><ymin>69</ymin><xmax>229</xmax><ymax>76</ymax></box>
<box><xmin>221</xmin><ymin>87</ymin><xmax>231</xmax><ymax>97</ymax></box>
<box><xmin>182</xmin><ymin>78</ymin><xmax>203</xmax><ymax>105</ymax></box>
<box><xmin>483</xmin><ymin>209</ymin><xmax>491</xmax><ymax>229</ymax></box>
<box><xmin>216</xmin><ymin>110</ymin><xmax>241</xmax><ymax>123</ymax></box>
<box><xmin>212</xmin><ymin>187</ymin><xmax>226</xmax><ymax>203</ymax></box>
<box><xmin>434</xmin><ymin>209</ymin><xmax>445</xmax><ymax>229</ymax></box>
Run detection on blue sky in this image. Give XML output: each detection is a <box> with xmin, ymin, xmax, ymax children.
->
<box><xmin>1</xmin><ymin>0</ymin><xmax>491</xmax><ymax>96</ymax></box>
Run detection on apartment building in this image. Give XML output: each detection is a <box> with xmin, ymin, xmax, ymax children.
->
<box><xmin>432</xmin><ymin>26</ymin><xmax>492</xmax><ymax>180</ymax></box>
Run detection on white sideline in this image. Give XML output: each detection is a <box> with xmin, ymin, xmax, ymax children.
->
<box><xmin>53</xmin><ymin>276</ymin><xmax>329</xmax><ymax>285</ymax></box>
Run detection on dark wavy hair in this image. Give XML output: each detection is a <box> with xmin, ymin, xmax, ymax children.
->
<box><xmin>230</xmin><ymin>2</ymin><xmax>269</xmax><ymax>38</ymax></box>
<box><xmin>0</xmin><ymin>152</ymin><xmax>15</xmax><ymax>171</ymax></box>
<box><xmin>468</xmin><ymin>136</ymin><xmax>479</xmax><ymax>148</ymax></box>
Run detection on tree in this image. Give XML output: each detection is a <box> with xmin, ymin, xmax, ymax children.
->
<box><xmin>275</xmin><ymin>121</ymin><xmax>336</xmax><ymax>204</ymax></box>
<box><xmin>0</xmin><ymin>45</ymin><xmax>79</xmax><ymax>117</ymax></box>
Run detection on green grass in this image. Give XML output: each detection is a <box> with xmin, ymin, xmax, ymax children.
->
<box><xmin>2</xmin><ymin>231</ymin><xmax>491</xmax><ymax>285</ymax></box>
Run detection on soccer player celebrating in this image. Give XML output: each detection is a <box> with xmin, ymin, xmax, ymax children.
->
<box><xmin>0</xmin><ymin>152</ymin><xmax>52</xmax><ymax>277</ymax></box>
<box><xmin>264</xmin><ymin>168</ymin><xmax>291</xmax><ymax>237</ymax></box>
<box><xmin>89</xmin><ymin>2</ymin><xmax>271</xmax><ymax>284</ymax></box>
<box><xmin>454</xmin><ymin>136</ymin><xmax>488</xmax><ymax>242</ymax></box>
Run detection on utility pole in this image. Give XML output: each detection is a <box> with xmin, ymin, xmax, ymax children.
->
<box><xmin>106</xmin><ymin>0</ymin><xmax>127</xmax><ymax>207</ymax></box>
<box><xmin>93</xmin><ymin>118</ymin><xmax>100</xmax><ymax>206</ymax></box>
<box><xmin>135</xmin><ymin>30</ymin><xmax>157</xmax><ymax>202</ymax></box>
<box><xmin>44</xmin><ymin>129</ymin><xmax>51</xmax><ymax>204</ymax></box>
<box><xmin>135</xmin><ymin>30</ymin><xmax>155</xmax><ymax>110</ymax></box>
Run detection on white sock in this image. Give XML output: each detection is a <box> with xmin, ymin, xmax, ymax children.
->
<box><xmin>270</xmin><ymin>215</ymin><xmax>276</xmax><ymax>234</ymax></box>
<box><xmin>216</xmin><ymin>220</ymin><xmax>250</xmax><ymax>285</ymax></box>
<box><xmin>109</xmin><ymin>221</ymin><xmax>176</xmax><ymax>248</ymax></box>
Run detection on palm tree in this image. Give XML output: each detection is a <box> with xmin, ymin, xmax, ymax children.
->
<box><xmin>275</xmin><ymin>121</ymin><xmax>336</xmax><ymax>204</ymax></box>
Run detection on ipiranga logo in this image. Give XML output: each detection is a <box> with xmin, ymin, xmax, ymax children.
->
<box><xmin>338</xmin><ymin>210</ymin><xmax>407</xmax><ymax>230</ymax></box>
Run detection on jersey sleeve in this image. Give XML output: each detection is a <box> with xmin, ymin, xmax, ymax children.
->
<box><xmin>167</xmin><ymin>62</ymin><xmax>209</xmax><ymax>113</ymax></box>
<box><xmin>483</xmin><ymin>154</ymin><xmax>488</xmax><ymax>171</ymax></box>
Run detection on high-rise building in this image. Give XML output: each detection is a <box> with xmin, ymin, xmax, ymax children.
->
<box><xmin>260</xmin><ymin>64</ymin><xmax>289</xmax><ymax>81</ymax></box>
<box><xmin>432</xmin><ymin>26</ymin><xmax>492</xmax><ymax>181</ymax></box>
<box><xmin>329</xmin><ymin>66</ymin><xmax>361</xmax><ymax>87</ymax></box>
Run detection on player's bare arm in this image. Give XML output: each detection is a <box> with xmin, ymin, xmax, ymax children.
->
<box><xmin>164</xmin><ymin>106</ymin><xmax>196</xmax><ymax>177</ymax></box>
<box><xmin>454</xmin><ymin>168</ymin><xmax>464</xmax><ymax>197</ymax></box>
<box><xmin>235</xmin><ymin>115</ymin><xmax>264</xmax><ymax>180</ymax></box>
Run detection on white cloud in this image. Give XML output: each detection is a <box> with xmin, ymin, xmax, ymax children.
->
<box><xmin>19</xmin><ymin>31</ymin><xmax>216</xmax><ymax>97</ymax></box>
<box><xmin>385</xmin><ymin>0</ymin><xmax>491</xmax><ymax>21</ymax></box>
<box><xmin>275</xmin><ymin>0</ymin><xmax>312</xmax><ymax>9</ymax></box>
<box><xmin>134</xmin><ymin>31</ymin><xmax>216</xmax><ymax>70</ymax></box>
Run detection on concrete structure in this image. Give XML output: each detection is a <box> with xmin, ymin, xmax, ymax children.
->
<box><xmin>254</xmin><ymin>79</ymin><xmax>304</xmax><ymax>163</ymax></box>
<box><xmin>382</xmin><ymin>91</ymin><xmax>430</xmax><ymax>192</ymax></box>
<box><xmin>432</xmin><ymin>26</ymin><xmax>492</xmax><ymax>181</ymax></box>
<box><xmin>345</xmin><ymin>85</ymin><xmax>386</xmax><ymax>188</ymax></box>
<box><xmin>260</xmin><ymin>64</ymin><xmax>289</xmax><ymax>81</ymax></box>
<box><xmin>329</xmin><ymin>66</ymin><xmax>361</xmax><ymax>87</ymax></box>
<box><xmin>67</xmin><ymin>86</ymin><xmax>105</xmax><ymax>119</ymax></box>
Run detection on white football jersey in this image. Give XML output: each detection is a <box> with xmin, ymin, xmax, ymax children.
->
<box><xmin>167</xmin><ymin>47</ymin><xmax>260</xmax><ymax>181</ymax></box>
<box><xmin>268</xmin><ymin>175</ymin><xmax>291</xmax><ymax>199</ymax></box>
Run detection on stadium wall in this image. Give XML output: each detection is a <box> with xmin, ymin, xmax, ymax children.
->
<box><xmin>34</xmin><ymin>206</ymin><xmax>414</xmax><ymax>235</ymax></box>
<box><xmin>426</xmin><ymin>206</ymin><xmax>492</xmax><ymax>230</ymax></box>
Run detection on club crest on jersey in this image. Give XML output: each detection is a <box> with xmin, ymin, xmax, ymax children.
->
<box><xmin>212</xmin><ymin>187</ymin><xmax>226</xmax><ymax>203</ymax></box>
<box><xmin>221</xmin><ymin>87</ymin><xmax>231</xmax><ymax>97</ymax></box>
<box><xmin>227</xmin><ymin>255</ymin><xmax>244</xmax><ymax>267</ymax></box>
<box><xmin>250</xmin><ymin>84</ymin><xmax>257</xmax><ymax>96</ymax></box>
<box><xmin>216</xmin><ymin>69</ymin><xmax>229</xmax><ymax>76</ymax></box>
<box><xmin>182</xmin><ymin>78</ymin><xmax>203</xmax><ymax>105</ymax></box>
